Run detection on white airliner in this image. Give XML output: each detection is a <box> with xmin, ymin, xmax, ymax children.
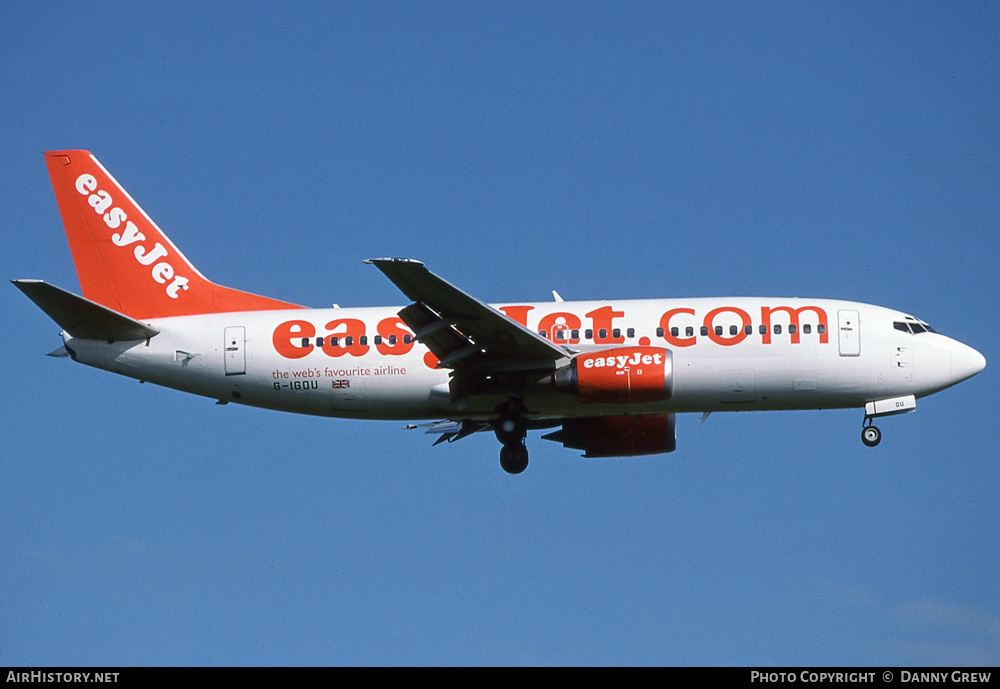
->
<box><xmin>15</xmin><ymin>151</ymin><xmax>986</xmax><ymax>473</ymax></box>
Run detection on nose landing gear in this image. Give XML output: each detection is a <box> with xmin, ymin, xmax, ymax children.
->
<box><xmin>859</xmin><ymin>395</ymin><xmax>917</xmax><ymax>448</ymax></box>
<box><xmin>861</xmin><ymin>419</ymin><xmax>882</xmax><ymax>447</ymax></box>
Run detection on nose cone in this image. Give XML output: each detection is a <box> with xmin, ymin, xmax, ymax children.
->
<box><xmin>951</xmin><ymin>340</ymin><xmax>986</xmax><ymax>385</ymax></box>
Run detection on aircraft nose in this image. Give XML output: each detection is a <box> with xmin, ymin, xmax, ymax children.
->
<box><xmin>950</xmin><ymin>340</ymin><xmax>986</xmax><ymax>384</ymax></box>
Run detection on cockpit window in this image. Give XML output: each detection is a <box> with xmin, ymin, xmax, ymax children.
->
<box><xmin>894</xmin><ymin>320</ymin><xmax>937</xmax><ymax>335</ymax></box>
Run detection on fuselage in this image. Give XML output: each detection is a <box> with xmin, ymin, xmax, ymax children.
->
<box><xmin>62</xmin><ymin>296</ymin><xmax>986</xmax><ymax>423</ymax></box>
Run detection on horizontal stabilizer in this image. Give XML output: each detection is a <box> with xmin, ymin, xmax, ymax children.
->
<box><xmin>12</xmin><ymin>279</ymin><xmax>160</xmax><ymax>341</ymax></box>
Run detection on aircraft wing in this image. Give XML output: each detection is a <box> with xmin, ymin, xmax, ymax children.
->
<box><xmin>366</xmin><ymin>258</ymin><xmax>569</xmax><ymax>374</ymax></box>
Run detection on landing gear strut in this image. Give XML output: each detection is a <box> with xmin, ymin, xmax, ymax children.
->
<box><xmin>495</xmin><ymin>398</ymin><xmax>529</xmax><ymax>474</ymax></box>
<box><xmin>861</xmin><ymin>417</ymin><xmax>881</xmax><ymax>447</ymax></box>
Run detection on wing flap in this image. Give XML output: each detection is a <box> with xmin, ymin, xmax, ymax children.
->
<box><xmin>416</xmin><ymin>419</ymin><xmax>491</xmax><ymax>446</ymax></box>
<box><xmin>397</xmin><ymin>301</ymin><xmax>476</xmax><ymax>363</ymax></box>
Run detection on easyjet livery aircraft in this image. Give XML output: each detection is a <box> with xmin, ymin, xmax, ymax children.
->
<box><xmin>15</xmin><ymin>151</ymin><xmax>986</xmax><ymax>473</ymax></box>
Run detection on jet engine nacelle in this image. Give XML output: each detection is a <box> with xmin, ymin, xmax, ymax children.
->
<box><xmin>542</xmin><ymin>414</ymin><xmax>677</xmax><ymax>457</ymax></box>
<box><xmin>552</xmin><ymin>346</ymin><xmax>673</xmax><ymax>404</ymax></box>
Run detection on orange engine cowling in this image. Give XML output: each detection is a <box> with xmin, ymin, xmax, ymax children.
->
<box><xmin>542</xmin><ymin>414</ymin><xmax>676</xmax><ymax>457</ymax></box>
<box><xmin>553</xmin><ymin>347</ymin><xmax>673</xmax><ymax>404</ymax></box>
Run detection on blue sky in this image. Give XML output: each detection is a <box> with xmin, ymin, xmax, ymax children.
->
<box><xmin>2</xmin><ymin>2</ymin><xmax>998</xmax><ymax>666</ymax></box>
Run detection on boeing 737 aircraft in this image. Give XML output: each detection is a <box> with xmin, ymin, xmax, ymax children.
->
<box><xmin>15</xmin><ymin>151</ymin><xmax>986</xmax><ymax>473</ymax></box>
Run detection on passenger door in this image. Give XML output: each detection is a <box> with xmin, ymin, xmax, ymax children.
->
<box><xmin>224</xmin><ymin>326</ymin><xmax>246</xmax><ymax>376</ymax></box>
<box><xmin>837</xmin><ymin>310</ymin><xmax>860</xmax><ymax>357</ymax></box>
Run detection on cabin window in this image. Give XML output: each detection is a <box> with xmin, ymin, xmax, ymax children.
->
<box><xmin>670</xmin><ymin>327</ymin><xmax>679</xmax><ymax>337</ymax></box>
<box><xmin>715</xmin><ymin>326</ymin><xmax>723</xmax><ymax>336</ymax></box>
<box><xmin>612</xmin><ymin>328</ymin><xmax>621</xmax><ymax>339</ymax></box>
<box><xmin>570</xmin><ymin>329</ymin><xmax>579</xmax><ymax>340</ymax></box>
<box><xmin>686</xmin><ymin>326</ymin><xmax>694</xmax><ymax>337</ymax></box>
<box><xmin>359</xmin><ymin>336</ymin><xmax>368</xmax><ymax>346</ymax></box>
<box><xmin>403</xmin><ymin>335</ymin><xmax>412</xmax><ymax>344</ymax></box>
<box><xmin>301</xmin><ymin>337</ymin><xmax>310</xmax><ymax>347</ymax></box>
<box><xmin>345</xmin><ymin>336</ymin><xmax>353</xmax><ymax>346</ymax></box>
<box><xmin>656</xmin><ymin>327</ymin><xmax>665</xmax><ymax>337</ymax></box>
<box><xmin>803</xmin><ymin>324</ymin><xmax>811</xmax><ymax>334</ymax></box>
<box><xmin>788</xmin><ymin>324</ymin><xmax>797</xmax><ymax>335</ymax></box>
<box><xmin>539</xmin><ymin>330</ymin><xmax>547</xmax><ymax>338</ymax></box>
<box><xmin>316</xmin><ymin>337</ymin><xmax>325</xmax><ymax>347</ymax></box>
<box><xmin>773</xmin><ymin>325</ymin><xmax>782</xmax><ymax>335</ymax></box>
<box><xmin>730</xmin><ymin>325</ymin><xmax>738</xmax><ymax>336</ymax></box>
<box><xmin>759</xmin><ymin>325</ymin><xmax>767</xmax><ymax>335</ymax></box>
<box><xmin>389</xmin><ymin>335</ymin><xmax>397</xmax><ymax>345</ymax></box>
<box><xmin>744</xmin><ymin>325</ymin><xmax>753</xmax><ymax>335</ymax></box>
<box><xmin>330</xmin><ymin>336</ymin><xmax>339</xmax><ymax>346</ymax></box>
<box><xmin>817</xmin><ymin>324</ymin><xmax>826</xmax><ymax>334</ymax></box>
<box><xmin>700</xmin><ymin>326</ymin><xmax>708</xmax><ymax>336</ymax></box>
<box><xmin>374</xmin><ymin>335</ymin><xmax>383</xmax><ymax>345</ymax></box>
<box><xmin>626</xmin><ymin>328</ymin><xmax>635</xmax><ymax>338</ymax></box>
<box><xmin>598</xmin><ymin>329</ymin><xmax>608</xmax><ymax>339</ymax></box>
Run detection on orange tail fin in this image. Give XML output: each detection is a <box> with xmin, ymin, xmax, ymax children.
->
<box><xmin>45</xmin><ymin>150</ymin><xmax>302</xmax><ymax>319</ymax></box>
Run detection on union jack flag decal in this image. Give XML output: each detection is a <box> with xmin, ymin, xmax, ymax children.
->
<box><xmin>333</xmin><ymin>379</ymin><xmax>351</xmax><ymax>389</ymax></box>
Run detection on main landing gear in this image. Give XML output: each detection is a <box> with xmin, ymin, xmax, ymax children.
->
<box><xmin>861</xmin><ymin>417</ymin><xmax>882</xmax><ymax>447</ymax></box>
<box><xmin>495</xmin><ymin>398</ymin><xmax>529</xmax><ymax>474</ymax></box>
